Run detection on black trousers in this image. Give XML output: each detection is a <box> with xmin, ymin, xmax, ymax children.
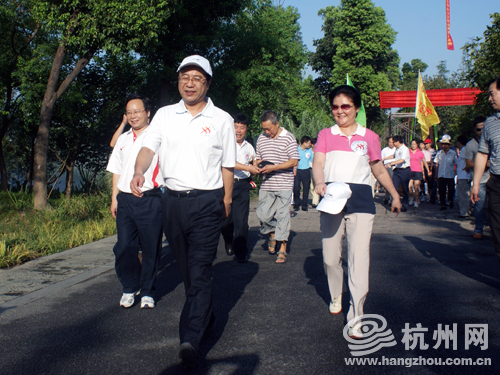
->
<box><xmin>162</xmin><ymin>188</ymin><xmax>223</xmax><ymax>349</ymax></box>
<box><xmin>429</xmin><ymin>165</ymin><xmax>437</xmax><ymax>203</ymax></box>
<box><xmin>221</xmin><ymin>178</ymin><xmax>251</xmax><ymax>259</ymax></box>
<box><xmin>438</xmin><ymin>178</ymin><xmax>455</xmax><ymax>207</ymax></box>
<box><xmin>293</xmin><ymin>168</ymin><xmax>311</xmax><ymax>208</ymax></box>
<box><xmin>487</xmin><ymin>174</ymin><xmax>500</xmax><ymax>265</ymax></box>
<box><xmin>392</xmin><ymin>168</ymin><xmax>411</xmax><ymax>207</ymax></box>
<box><xmin>113</xmin><ymin>190</ymin><xmax>163</xmax><ymax>297</ymax></box>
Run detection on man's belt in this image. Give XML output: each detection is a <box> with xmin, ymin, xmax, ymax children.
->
<box><xmin>166</xmin><ymin>188</ymin><xmax>218</xmax><ymax>198</ymax></box>
<box><xmin>140</xmin><ymin>188</ymin><xmax>162</xmax><ymax>197</ymax></box>
<box><xmin>234</xmin><ymin>176</ymin><xmax>252</xmax><ymax>183</ymax></box>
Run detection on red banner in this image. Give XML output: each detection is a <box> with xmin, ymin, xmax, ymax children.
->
<box><xmin>379</xmin><ymin>88</ymin><xmax>481</xmax><ymax>109</ymax></box>
<box><xmin>446</xmin><ymin>0</ymin><xmax>454</xmax><ymax>50</ymax></box>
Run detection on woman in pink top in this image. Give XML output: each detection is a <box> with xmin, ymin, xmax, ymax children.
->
<box><xmin>409</xmin><ymin>139</ymin><xmax>430</xmax><ymax>207</ymax></box>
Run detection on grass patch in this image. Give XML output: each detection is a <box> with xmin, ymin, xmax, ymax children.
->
<box><xmin>0</xmin><ymin>192</ymin><xmax>116</xmax><ymax>268</ymax></box>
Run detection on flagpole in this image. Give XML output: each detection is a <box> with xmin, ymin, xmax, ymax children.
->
<box><xmin>413</xmin><ymin>71</ymin><xmax>420</xmax><ymax>143</ymax></box>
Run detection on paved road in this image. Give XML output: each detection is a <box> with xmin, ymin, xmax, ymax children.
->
<box><xmin>1</xmin><ymin>195</ymin><xmax>499</xmax><ymax>375</ymax></box>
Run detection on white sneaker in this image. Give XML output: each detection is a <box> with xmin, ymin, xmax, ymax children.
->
<box><xmin>413</xmin><ymin>202</ymin><xmax>418</xmax><ymax>208</ymax></box>
<box><xmin>409</xmin><ymin>198</ymin><xmax>414</xmax><ymax>205</ymax></box>
<box><xmin>329</xmin><ymin>294</ymin><xmax>342</xmax><ymax>314</ymax></box>
<box><xmin>119</xmin><ymin>291</ymin><xmax>139</xmax><ymax>308</ymax></box>
<box><xmin>348</xmin><ymin>322</ymin><xmax>363</xmax><ymax>339</ymax></box>
<box><xmin>140</xmin><ymin>296</ymin><xmax>155</xmax><ymax>309</ymax></box>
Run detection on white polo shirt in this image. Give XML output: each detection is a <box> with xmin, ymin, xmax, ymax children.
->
<box><xmin>234</xmin><ymin>140</ymin><xmax>255</xmax><ymax>179</ymax></box>
<box><xmin>142</xmin><ymin>98</ymin><xmax>236</xmax><ymax>191</ymax></box>
<box><xmin>106</xmin><ymin>127</ymin><xmax>163</xmax><ymax>193</ymax></box>
<box><xmin>394</xmin><ymin>144</ymin><xmax>411</xmax><ymax>169</ymax></box>
<box><xmin>381</xmin><ymin>146</ymin><xmax>395</xmax><ymax>166</ymax></box>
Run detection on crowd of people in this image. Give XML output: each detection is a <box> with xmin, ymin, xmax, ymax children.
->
<box><xmin>379</xmin><ymin>114</ymin><xmax>492</xmax><ymax>238</ymax></box>
<box><xmin>105</xmin><ymin>53</ymin><xmax>500</xmax><ymax>366</ymax></box>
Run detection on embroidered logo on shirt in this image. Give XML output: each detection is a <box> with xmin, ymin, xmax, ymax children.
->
<box><xmin>199</xmin><ymin>123</ymin><xmax>215</xmax><ymax>137</ymax></box>
<box><xmin>244</xmin><ymin>152</ymin><xmax>250</xmax><ymax>160</ymax></box>
<box><xmin>351</xmin><ymin>141</ymin><xmax>368</xmax><ymax>155</ymax></box>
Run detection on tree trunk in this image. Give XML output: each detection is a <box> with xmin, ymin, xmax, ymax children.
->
<box><xmin>32</xmin><ymin>41</ymin><xmax>96</xmax><ymax>209</ymax></box>
<box><xmin>33</xmin><ymin>44</ymin><xmax>66</xmax><ymax>209</ymax></box>
<box><xmin>0</xmin><ymin>141</ymin><xmax>8</xmax><ymax>191</ymax></box>
<box><xmin>65</xmin><ymin>159</ymin><xmax>74</xmax><ymax>200</ymax></box>
<box><xmin>1</xmin><ymin>75</ymin><xmax>13</xmax><ymax>192</ymax></box>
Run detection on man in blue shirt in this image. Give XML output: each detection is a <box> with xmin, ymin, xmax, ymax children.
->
<box><xmin>293</xmin><ymin>136</ymin><xmax>313</xmax><ymax>211</ymax></box>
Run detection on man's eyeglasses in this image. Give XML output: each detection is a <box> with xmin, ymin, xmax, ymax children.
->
<box><xmin>475</xmin><ymin>128</ymin><xmax>483</xmax><ymax>132</ymax></box>
<box><xmin>125</xmin><ymin>110</ymin><xmax>146</xmax><ymax>116</ymax></box>
<box><xmin>332</xmin><ymin>104</ymin><xmax>353</xmax><ymax>111</ymax></box>
<box><xmin>179</xmin><ymin>75</ymin><xmax>206</xmax><ymax>85</ymax></box>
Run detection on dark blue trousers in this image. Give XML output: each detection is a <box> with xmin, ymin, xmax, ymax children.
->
<box><xmin>221</xmin><ymin>178</ymin><xmax>251</xmax><ymax>260</ymax></box>
<box><xmin>293</xmin><ymin>168</ymin><xmax>311</xmax><ymax>208</ymax></box>
<box><xmin>392</xmin><ymin>168</ymin><xmax>411</xmax><ymax>207</ymax></box>
<box><xmin>162</xmin><ymin>188</ymin><xmax>223</xmax><ymax>349</ymax></box>
<box><xmin>114</xmin><ymin>190</ymin><xmax>163</xmax><ymax>297</ymax></box>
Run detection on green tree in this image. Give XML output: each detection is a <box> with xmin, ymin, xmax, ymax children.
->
<box><xmin>400</xmin><ymin>59</ymin><xmax>428</xmax><ymax>91</ymax></box>
<box><xmin>30</xmin><ymin>0</ymin><xmax>172</xmax><ymax>209</ymax></box>
<box><xmin>309</xmin><ymin>0</ymin><xmax>399</xmax><ymax>126</ymax></box>
<box><xmin>214</xmin><ymin>1</ymin><xmax>308</xmax><ymax>133</ymax></box>
<box><xmin>0</xmin><ymin>0</ymin><xmax>45</xmax><ymax>191</ymax></box>
<box><xmin>135</xmin><ymin>0</ymin><xmax>250</xmax><ymax>108</ymax></box>
<box><xmin>463</xmin><ymin>12</ymin><xmax>500</xmax><ymax>115</ymax></box>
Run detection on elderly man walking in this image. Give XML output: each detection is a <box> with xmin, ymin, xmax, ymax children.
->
<box><xmin>130</xmin><ymin>55</ymin><xmax>236</xmax><ymax>365</ymax></box>
<box><xmin>255</xmin><ymin>110</ymin><xmax>299</xmax><ymax>264</ymax></box>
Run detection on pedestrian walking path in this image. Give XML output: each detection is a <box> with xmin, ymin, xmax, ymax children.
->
<box><xmin>1</xmin><ymin>194</ymin><xmax>498</xmax><ymax>374</ymax></box>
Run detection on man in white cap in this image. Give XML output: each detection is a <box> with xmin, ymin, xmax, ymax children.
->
<box><xmin>434</xmin><ymin>136</ymin><xmax>458</xmax><ymax>210</ymax></box>
<box><xmin>130</xmin><ymin>55</ymin><xmax>236</xmax><ymax>365</ymax></box>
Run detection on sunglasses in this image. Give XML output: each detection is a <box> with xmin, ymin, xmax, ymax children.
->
<box><xmin>332</xmin><ymin>104</ymin><xmax>353</xmax><ymax>111</ymax></box>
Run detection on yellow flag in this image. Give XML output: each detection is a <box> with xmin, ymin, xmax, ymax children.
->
<box><xmin>416</xmin><ymin>71</ymin><xmax>440</xmax><ymax>139</ymax></box>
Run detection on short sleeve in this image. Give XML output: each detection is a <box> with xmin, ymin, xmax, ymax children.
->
<box><xmin>106</xmin><ymin>135</ymin><xmax>125</xmax><ymax>175</ymax></box>
<box><xmin>315</xmin><ymin>128</ymin><xmax>328</xmax><ymax>154</ymax></box>
<box><xmin>141</xmin><ymin>109</ymin><xmax>164</xmax><ymax>154</ymax></box>
<box><xmin>221</xmin><ymin>116</ymin><xmax>236</xmax><ymax>168</ymax></box>
<box><xmin>478</xmin><ymin>128</ymin><xmax>490</xmax><ymax>155</ymax></box>
<box><xmin>255</xmin><ymin>135</ymin><xmax>263</xmax><ymax>160</ymax></box>
<box><xmin>366</xmin><ymin>131</ymin><xmax>382</xmax><ymax>162</ymax></box>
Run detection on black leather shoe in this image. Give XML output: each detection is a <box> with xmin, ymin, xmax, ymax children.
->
<box><xmin>293</xmin><ymin>205</ymin><xmax>300</xmax><ymax>211</ymax></box>
<box><xmin>301</xmin><ymin>206</ymin><xmax>308</xmax><ymax>211</ymax></box>
<box><xmin>179</xmin><ymin>342</ymin><xmax>198</xmax><ymax>366</ymax></box>
<box><xmin>237</xmin><ymin>255</ymin><xmax>249</xmax><ymax>263</ymax></box>
<box><xmin>225</xmin><ymin>244</ymin><xmax>234</xmax><ymax>256</ymax></box>
<box><xmin>400</xmin><ymin>206</ymin><xmax>407</xmax><ymax>212</ymax></box>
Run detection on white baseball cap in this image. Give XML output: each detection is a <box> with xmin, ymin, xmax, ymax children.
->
<box><xmin>316</xmin><ymin>182</ymin><xmax>352</xmax><ymax>215</ymax></box>
<box><xmin>177</xmin><ymin>55</ymin><xmax>213</xmax><ymax>77</ymax></box>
